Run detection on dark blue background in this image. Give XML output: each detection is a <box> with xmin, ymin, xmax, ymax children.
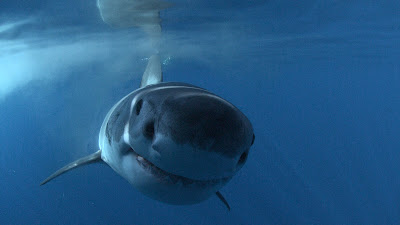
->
<box><xmin>1</xmin><ymin>0</ymin><xmax>400</xmax><ymax>224</ymax></box>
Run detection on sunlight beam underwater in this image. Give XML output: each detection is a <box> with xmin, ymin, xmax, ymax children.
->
<box><xmin>41</xmin><ymin>0</ymin><xmax>255</xmax><ymax>211</ymax></box>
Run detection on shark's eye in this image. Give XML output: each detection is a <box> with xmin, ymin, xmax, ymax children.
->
<box><xmin>136</xmin><ymin>99</ymin><xmax>143</xmax><ymax>115</ymax></box>
<box><xmin>251</xmin><ymin>134</ymin><xmax>255</xmax><ymax>146</ymax></box>
<box><xmin>144</xmin><ymin>121</ymin><xmax>155</xmax><ymax>139</ymax></box>
<box><xmin>238</xmin><ymin>151</ymin><xmax>248</xmax><ymax>165</ymax></box>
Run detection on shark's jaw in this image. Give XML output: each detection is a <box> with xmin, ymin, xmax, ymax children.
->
<box><xmin>101</xmin><ymin>143</ymin><xmax>231</xmax><ymax>205</ymax></box>
<box><xmin>131</xmin><ymin>147</ymin><xmax>231</xmax><ymax>186</ymax></box>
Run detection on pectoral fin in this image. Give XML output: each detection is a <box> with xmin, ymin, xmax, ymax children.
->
<box><xmin>40</xmin><ymin>150</ymin><xmax>102</xmax><ymax>186</ymax></box>
<box><xmin>216</xmin><ymin>191</ymin><xmax>231</xmax><ymax>211</ymax></box>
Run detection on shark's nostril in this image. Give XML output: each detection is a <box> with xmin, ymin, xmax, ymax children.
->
<box><xmin>144</xmin><ymin>121</ymin><xmax>155</xmax><ymax>139</ymax></box>
<box><xmin>136</xmin><ymin>99</ymin><xmax>143</xmax><ymax>115</ymax></box>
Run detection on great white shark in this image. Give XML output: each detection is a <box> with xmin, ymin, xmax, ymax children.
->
<box><xmin>41</xmin><ymin>54</ymin><xmax>254</xmax><ymax>210</ymax></box>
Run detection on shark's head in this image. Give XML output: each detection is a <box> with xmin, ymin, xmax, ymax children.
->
<box><xmin>102</xmin><ymin>82</ymin><xmax>254</xmax><ymax>204</ymax></box>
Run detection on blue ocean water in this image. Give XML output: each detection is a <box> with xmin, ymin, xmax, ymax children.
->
<box><xmin>1</xmin><ymin>0</ymin><xmax>400</xmax><ymax>224</ymax></box>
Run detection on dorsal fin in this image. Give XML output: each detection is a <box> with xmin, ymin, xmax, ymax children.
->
<box><xmin>140</xmin><ymin>54</ymin><xmax>162</xmax><ymax>88</ymax></box>
<box><xmin>40</xmin><ymin>150</ymin><xmax>102</xmax><ymax>186</ymax></box>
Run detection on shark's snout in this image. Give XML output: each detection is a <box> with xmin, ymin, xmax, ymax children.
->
<box><xmin>128</xmin><ymin>84</ymin><xmax>254</xmax><ymax>181</ymax></box>
<box><xmin>158</xmin><ymin>92</ymin><xmax>252</xmax><ymax>157</ymax></box>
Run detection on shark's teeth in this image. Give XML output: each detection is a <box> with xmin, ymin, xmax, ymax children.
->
<box><xmin>136</xmin><ymin>155</ymin><xmax>150</xmax><ymax>169</ymax></box>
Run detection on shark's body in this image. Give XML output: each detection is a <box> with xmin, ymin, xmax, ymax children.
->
<box><xmin>41</xmin><ymin>55</ymin><xmax>254</xmax><ymax>210</ymax></box>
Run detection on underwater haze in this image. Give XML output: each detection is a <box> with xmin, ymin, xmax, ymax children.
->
<box><xmin>1</xmin><ymin>0</ymin><xmax>400</xmax><ymax>224</ymax></box>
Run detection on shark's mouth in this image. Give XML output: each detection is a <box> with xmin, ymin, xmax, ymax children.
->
<box><xmin>129</xmin><ymin>147</ymin><xmax>230</xmax><ymax>186</ymax></box>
